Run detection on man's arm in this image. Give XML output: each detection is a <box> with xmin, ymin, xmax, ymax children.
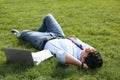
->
<box><xmin>65</xmin><ymin>53</ymin><xmax>88</xmax><ymax>69</ymax></box>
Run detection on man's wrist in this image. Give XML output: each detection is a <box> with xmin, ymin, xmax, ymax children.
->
<box><xmin>79</xmin><ymin>62</ymin><xmax>84</xmax><ymax>68</ymax></box>
<box><xmin>81</xmin><ymin>62</ymin><xmax>84</xmax><ymax>68</ymax></box>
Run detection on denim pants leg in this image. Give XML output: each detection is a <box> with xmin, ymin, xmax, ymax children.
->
<box><xmin>36</xmin><ymin>14</ymin><xmax>65</xmax><ymax>37</ymax></box>
<box><xmin>18</xmin><ymin>14</ymin><xmax>65</xmax><ymax>50</ymax></box>
<box><xmin>19</xmin><ymin>31</ymin><xmax>53</xmax><ymax>50</ymax></box>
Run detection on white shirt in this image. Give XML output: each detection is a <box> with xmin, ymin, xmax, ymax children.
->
<box><xmin>44</xmin><ymin>38</ymin><xmax>82</xmax><ymax>63</ymax></box>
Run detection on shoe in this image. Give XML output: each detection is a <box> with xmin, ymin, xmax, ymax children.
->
<box><xmin>11</xmin><ymin>29</ymin><xmax>19</xmax><ymax>34</ymax></box>
<box><xmin>11</xmin><ymin>29</ymin><xmax>20</xmax><ymax>37</ymax></box>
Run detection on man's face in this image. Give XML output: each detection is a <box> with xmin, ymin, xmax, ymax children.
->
<box><xmin>81</xmin><ymin>48</ymin><xmax>95</xmax><ymax>69</ymax></box>
<box><xmin>82</xmin><ymin>48</ymin><xmax>94</xmax><ymax>59</ymax></box>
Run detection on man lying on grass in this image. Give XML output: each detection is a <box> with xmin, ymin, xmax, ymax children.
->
<box><xmin>11</xmin><ymin>14</ymin><xmax>103</xmax><ymax>70</ymax></box>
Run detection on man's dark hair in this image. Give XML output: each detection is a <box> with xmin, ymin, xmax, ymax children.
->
<box><xmin>84</xmin><ymin>51</ymin><xmax>103</xmax><ymax>69</ymax></box>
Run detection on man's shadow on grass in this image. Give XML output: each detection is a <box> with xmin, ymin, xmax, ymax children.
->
<box><xmin>51</xmin><ymin>63</ymin><xmax>99</xmax><ymax>79</ymax></box>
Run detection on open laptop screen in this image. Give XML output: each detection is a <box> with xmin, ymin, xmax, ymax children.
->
<box><xmin>3</xmin><ymin>48</ymin><xmax>34</xmax><ymax>64</ymax></box>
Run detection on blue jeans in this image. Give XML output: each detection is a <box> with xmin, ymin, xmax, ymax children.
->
<box><xmin>18</xmin><ymin>14</ymin><xmax>65</xmax><ymax>50</ymax></box>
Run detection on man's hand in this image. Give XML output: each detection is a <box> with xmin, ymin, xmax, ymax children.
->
<box><xmin>83</xmin><ymin>63</ymin><xmax>89</xmax><ymax>70</ymax></box>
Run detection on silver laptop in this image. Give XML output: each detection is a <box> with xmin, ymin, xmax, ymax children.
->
<box><xmin>3</xmin><ymin>48</ymin><xmax>34</xmax><ymax>65</ymax></box>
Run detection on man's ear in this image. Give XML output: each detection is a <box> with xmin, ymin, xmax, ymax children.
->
<box><xmin>91</xmin><ymin>49</ymin><xmax>95</xmax><ymax>52</ymax></box>
<box><xmin>85</xmin><ymin>49</ymin><xmax>87</xmax><ymax>52</ymax></box>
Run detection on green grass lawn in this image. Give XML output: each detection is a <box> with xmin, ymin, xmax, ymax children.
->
<box><xmin>0</xmin><ymin>0</ymin><xmax>120</xmax><ymax>80</ymax></box>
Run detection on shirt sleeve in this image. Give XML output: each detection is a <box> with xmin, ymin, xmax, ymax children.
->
<box><xmin>44</xmin><ymin>42</ymin><xmax>67</xmax><ymax>64</ymax></box>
